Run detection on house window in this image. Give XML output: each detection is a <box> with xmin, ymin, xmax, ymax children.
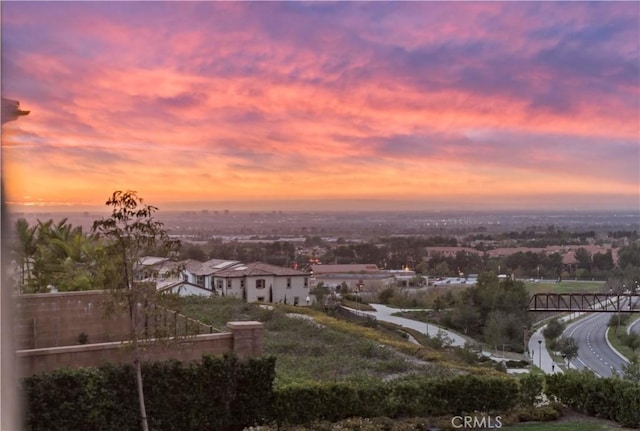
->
<box><xmin>217</xmin><ymin>280</ymin><xmax>223</xmax><ymax>290</ymax></box>
<box><xmin>256</xmin><ymin>279</ymin><xmax>266</xmax><ymax>289</ymax></box>
<box><xmin>196</xmin><ymin>275</ymin><xmax>204</xmax><ymax>287</ymax></box>
<box><xmin>257</xmin><ymin>296</ymin><xmax>265</xmax><ymax>302</ymax></box>
<box><xmin>240</xmin><ymin>279</ymin><xmax>245</xmax><ymax>288</ymax></box>
<box><xmin>287</xmin><ymin>278</ymin><xmax>292</xmax><ymax>289</ymax></box>
<box><xmin>227</xmin><ymin>279</ymin><xmax>232</xmax><ymax>289</ymax></box>
<box><xmin>304</xmin><ymin>277</ymin><xmax>308</xmax><ymax>288</ymax></box>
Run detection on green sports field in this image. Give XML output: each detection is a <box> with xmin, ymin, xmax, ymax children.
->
<box><xmin>525</xmin><ymin>280</ymin><xmax>606</xmax><ymax>295</ymax></box>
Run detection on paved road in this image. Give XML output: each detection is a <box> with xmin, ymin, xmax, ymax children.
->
<box><xmin>359</xmin><ymin>304</ymin><xmax>531</xmax><ymax>371</ymax></box>
<box><xmin>564</xmin><ymin>312</ymin><xmax>628</xmax><ymax>377</ymax></box>
<box><xmin>528</xmin><ymin>326</ymin><xmax>562</xmax><ymax>374</ymax></box>
<box><xmin>360</xmin><ymin>304</ymin><xmax>470</xmax><ymax>347</ymax></box>
<box><xmin>628</xmin><ymin>317</ymin><xmax>640</xmax><ymax>335</ymax></box>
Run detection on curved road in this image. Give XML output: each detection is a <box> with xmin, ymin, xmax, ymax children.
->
<box><xmin>359</xmin><ymin>304</ymin><xmax>529</xmax><ymax>367</ymax></box>
<box><xmin>564</xmin><ymin>313</ymin><xmax>628</xmax><ymax>377</ymax></box>
<box><xmin>359</xmin><ymin>304</ymin><xmax>469</xmax><ymax>347</ymax></box>
<box><xmin>628</xmin><ymin>317</ymin><xmax>640</xmax><ymax>335</ymax></box>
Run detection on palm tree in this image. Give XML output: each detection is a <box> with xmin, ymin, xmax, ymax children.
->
<box><xmin>14</xmin><ymin>218</ymin><xmax>37</xmax><ymax>291</ymax></box>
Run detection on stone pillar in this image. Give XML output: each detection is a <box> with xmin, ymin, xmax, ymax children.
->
<box><xmin>227</xmin><ymin>321</ymin><xmax>263</xmax><ymax>359</ymax></box>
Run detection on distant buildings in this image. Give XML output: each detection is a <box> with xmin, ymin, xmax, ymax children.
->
<box><xmin>310</xmin><ymin>264</ymin><xmax>418</xmax><ymax>293</ymax></box>
<box><xmin>138</xmin><ymin>257</ymin><xmax>422</xmax><ymax>304</ymax></box>
<box><xmin>138</xmin><ymin>257</ymin><xmax>311</xmax><ymax>306</ymax></box>
<box><xmin>426</xmin><ymin>245</ymin><xmax>617</xmax><ymax>260</ymax></box>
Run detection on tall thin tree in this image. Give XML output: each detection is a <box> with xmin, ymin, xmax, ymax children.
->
<box><xmin>92</xmin><ymin>190</ymin><xmax>180</xmax><ymax>431</ymax></box>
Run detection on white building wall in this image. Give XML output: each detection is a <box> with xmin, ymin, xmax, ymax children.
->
<box><xmin>223</xmin><ymin>277</ymin><xmax>243</xmax><ymax>299</ymax></box>
<box><xmin>245</xmin><ymin>275</ymin><xmax>276</xmax><ymax>303</ymax></box>
<box><xmin>272</xmin><ymin>275</ymin><xmax>309</xmax><ymax>305</ymax></box>
<box><xmin>204</xmin><ymin>275</ymin><xmax>213</xmax><ymax>290</ymax></box>
<box><xmin>208</xmin><ymin>273</ymin><xmax>310</xmax><ymax>305</ymax></box>
<box><xmin>183</xmin><ymin>270</ymin><xmax>197</xmax><ymax>285</ymax></box>
<box><xmin>171</xmin><ymin>285</ymin><xmax>212</xmax><ymax>297</ymax></box>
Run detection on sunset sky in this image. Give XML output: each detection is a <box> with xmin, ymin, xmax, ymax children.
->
<box><xmin>2</xmin><ymin>1</ymin><xmax>639</xmax><ymax>212</ymax></box>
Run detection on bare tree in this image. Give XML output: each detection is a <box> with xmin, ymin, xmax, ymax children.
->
<box><xmin>92</xmin><ymin>190</ymin><xmax>180</xmax><ymax>431</ymax></box>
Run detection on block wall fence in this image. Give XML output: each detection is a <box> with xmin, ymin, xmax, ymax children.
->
<box><xmin>14</xmin><ymin>291</ymin><xmax>263</xmax><ymax>377</ymax></box>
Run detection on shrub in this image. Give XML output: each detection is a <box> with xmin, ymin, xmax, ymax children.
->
<box><xmin>506</xmin><ymin>403</ymin><xmax>562</xmax><ymax>423</ymax></box>
<box><xmin>378</xmin><ymin>287</ymin><xmax>395</xmax><ymax>304</ymax></box>
<box><xmin>517</xmin><ymin>373</ymin><xmax>544</xmax><ymax>407</ymax></box>
<box><xmin>23</xmin><ymin>355</ymin><xmax>276</xmax><ymax>431</ymax></box>
<box><xmin>272</xmin><ymin>375</ymin><xmax>519</xmax><ymax>426</ymax></box>
<box><xmin>546</xmin><ymin>370</ymin><xmax>640</xmax><ymax>428</ymax></box>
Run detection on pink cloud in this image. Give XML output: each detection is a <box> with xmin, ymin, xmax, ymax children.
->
<box><xmin>2</xmin><ymin>2</ymin><xmax>638</xmax><ymax>210</ymax></box>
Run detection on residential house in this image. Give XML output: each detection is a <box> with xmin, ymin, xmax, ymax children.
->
<box><xmin>156</xmin><ymin>279</ymin><xmax>213</xmax><ymax>297</ymax></box>
<box><xmin>213</xmin><ymin>262</ymin><xmax>311</xmax><ymax>305</ymax></box>
<box><xmin>145</xmin><ymin>257</ymin><xmax>311</xmax><ymax>304</ymax></box>
<box><xmin>310</xmin><ymin>264</ymin><xmax>395</xmax><ymax>293</ymax></box>
<box><xmin>182</xmin><ymin>258</ymin><xmax>242</xmax><ymax>290</ymax></box>
<box><xmin>135</xmin><ymin>256</ymin><xmax>182</xmax><ymax>281</ymax></box>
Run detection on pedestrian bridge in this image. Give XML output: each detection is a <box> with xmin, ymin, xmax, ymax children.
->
<box><xmin>528</xmin><ymin>293</ymin><xmax>640</xmax><ymax>313</ymax></box>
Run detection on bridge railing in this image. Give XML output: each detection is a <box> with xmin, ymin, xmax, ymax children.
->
<box><xmin>528</xmin><ymin>293</ymin><xmax>640</xmax><ymax>313</ymax></box>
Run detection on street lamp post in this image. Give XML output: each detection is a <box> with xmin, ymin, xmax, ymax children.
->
<box><xmin>538</xmin><ymin>339</ymin><xmax>542</xmax><ymax>369</ymax></box>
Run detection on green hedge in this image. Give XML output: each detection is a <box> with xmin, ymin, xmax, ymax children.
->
<box><xmin>546</xmin><ymin>370</ymin><xmax>640</xmax><ymax>428</ymax></box>
<box><xmin>273</xmin><ymin>375</ymin><xmax>520</xmax><ymax>426</ymax></box>
<box><xmin>24</xmin><ymin>358</ymin><xmax>639</xmax><ymax>430</ymax></box>
<box><xmin>23</xmin><ymin>355</ymin><xmax>275</xmax><ymax>431</ymax></box>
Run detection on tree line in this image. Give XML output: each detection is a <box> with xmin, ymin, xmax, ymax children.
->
<box><xmin>12</xmin><ymin>214</ymin><xmax>640</xmax><ymax>293</ymax></box>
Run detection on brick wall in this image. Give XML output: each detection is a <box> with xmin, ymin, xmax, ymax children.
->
<box><xmin>17</xmin><ymin>332</ymin><xmax>235</xmax><ymax>377</ymax></box>
<box><xmin>15</xmin><ymin>291</ymin><xmax>130</xmax><ymax>349</ymax></box>
<box><xmin>14</xmin><ymin>291</ymin><xmax>264</xmax><ymax>377</ymax></box>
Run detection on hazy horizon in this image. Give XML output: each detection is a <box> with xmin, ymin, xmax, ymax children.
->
<box><xmin>7</xmin><ymin>196</ymin><xmax>640</xmax><ymax>215</ymax></box>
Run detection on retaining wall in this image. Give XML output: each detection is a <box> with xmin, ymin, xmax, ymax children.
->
<box><xmin>14</xmin><ymin>291</ymin><xmax>263</xmax><ymax>377</ymax></box>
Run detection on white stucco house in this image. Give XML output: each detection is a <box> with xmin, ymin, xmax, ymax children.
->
<box><xmin>135</xmin><ymin>256</ymin><xmax>182</xmax><ymax>281</ymax></box>
<box><xmin>213</xmin><ymin>262</ymin><xmax>311</xmax><ymax>305</ymax></box>
<box><xmin>149</xmin><ymin>257</ymin><xmax>311</xmax><ymax>304</ymax></box>
<box><xmin>156</xmin><ymin>279</ymin><xmax>213</xmax><ymax>297</ymax></box>
<box><xmin>181</xmin><ymin>258</ymin><xmax>243</xmax><ymax>290</ymax></box>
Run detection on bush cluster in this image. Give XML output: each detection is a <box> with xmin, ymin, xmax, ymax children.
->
<box><xmin>23</xmin><ymin>355</ymin><xmax>275</xmax><ymax>431</ymax></box>
<box><xmin>23</xmin><ymin>357</ymin><xmax>640</xmax><ymax>430</ymax></box>
<box><xmin>545</xmin><ymin>370</ymin><xmax>640</xmax><ymax>428</ymax></box>
<box><xmin>273</xmin><ymin>375</ymin><xmax>519</xmax><ymax>426</ymax></box>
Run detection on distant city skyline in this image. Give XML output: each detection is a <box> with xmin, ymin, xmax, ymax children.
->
<box><xmin>9</xmin><ymin>196</ymin><xmax>640</xmax><ymax>215</ymax></box>
<box><xmin>2</xmin><ymin>2</ymin><xmax>639</xmax><ymax>211</ymax></box>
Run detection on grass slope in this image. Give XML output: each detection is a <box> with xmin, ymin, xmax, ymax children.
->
<box><xmin>179</xmin><ymin>296</ymin><xmax>447</xmax><ymax>385</ymax></box>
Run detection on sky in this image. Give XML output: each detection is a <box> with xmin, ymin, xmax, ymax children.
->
<box><xmin>1</xmin><ymin>1</ymin><xmax>639</xmax><ymax>212</ymax></box>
